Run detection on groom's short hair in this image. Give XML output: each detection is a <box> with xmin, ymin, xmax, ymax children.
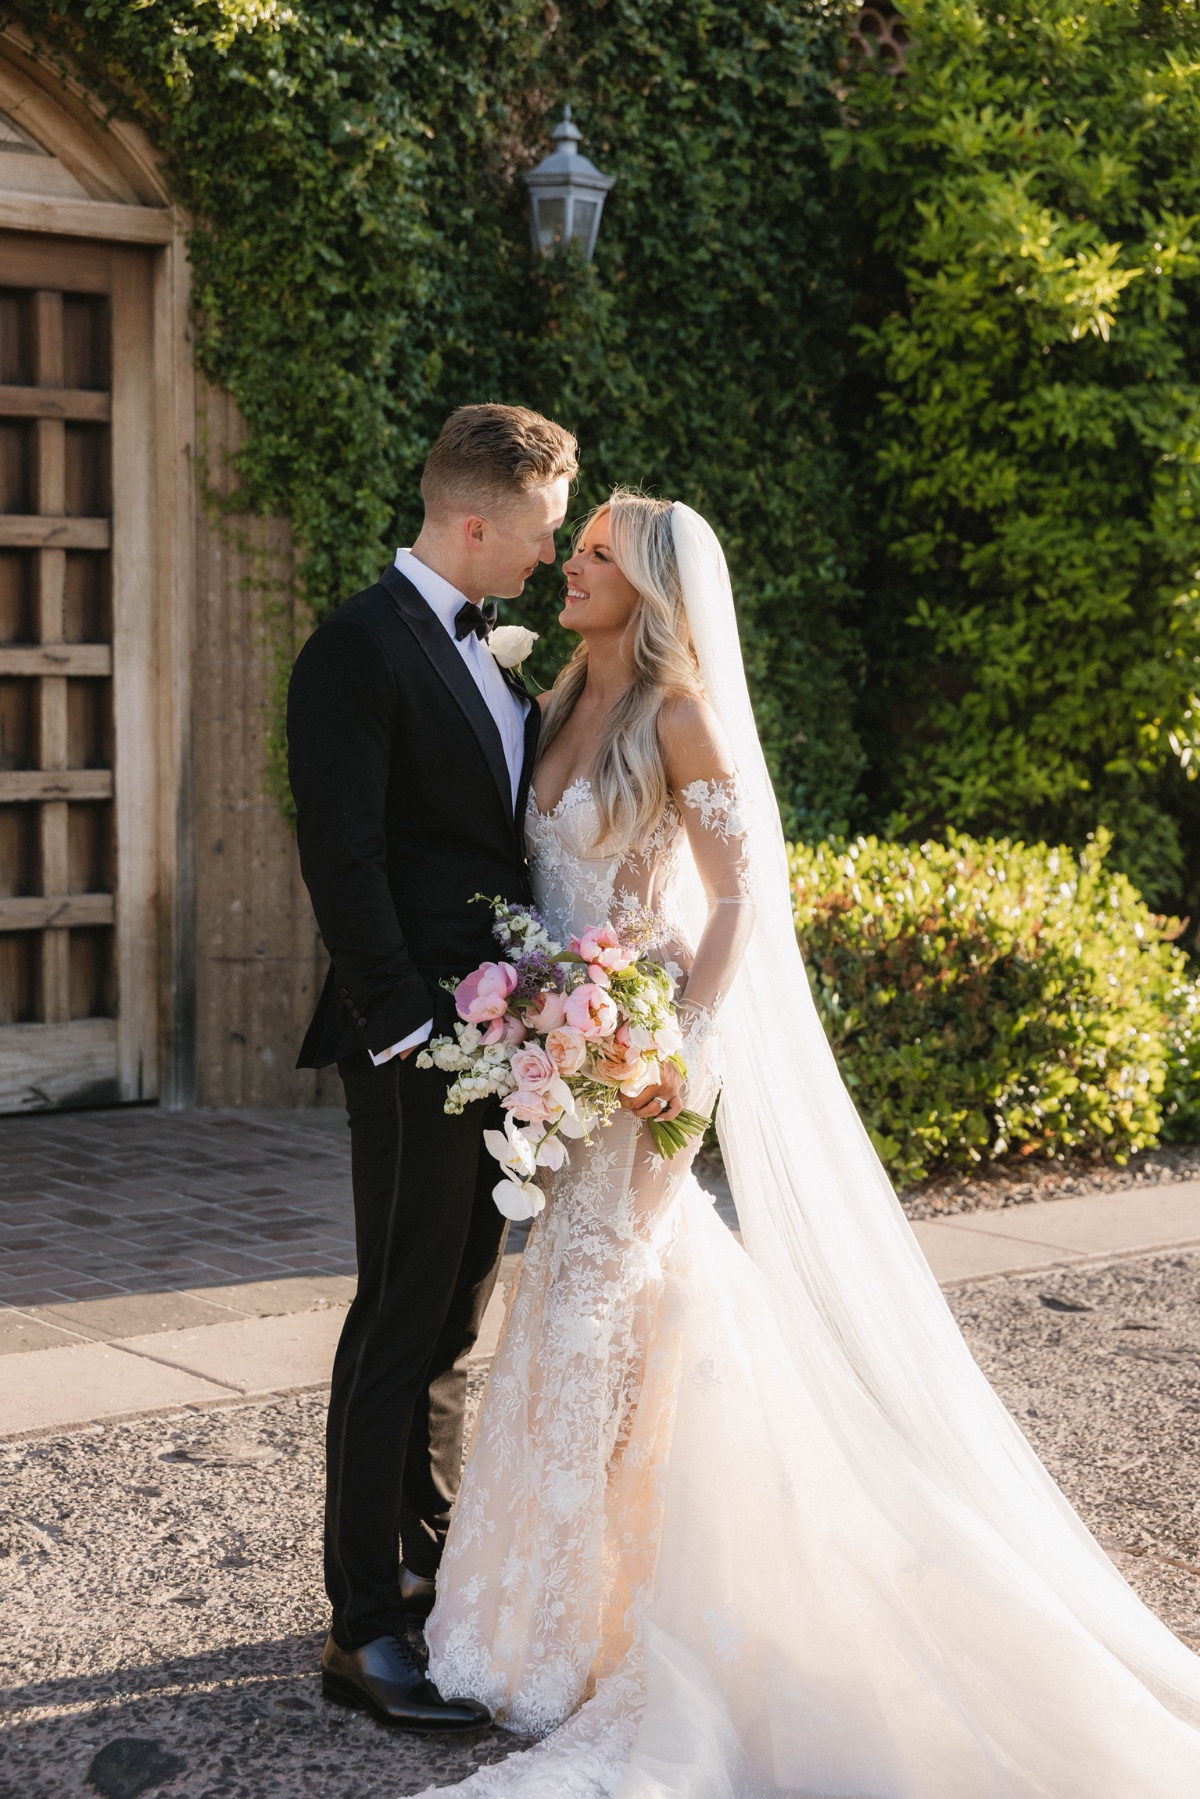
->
<box><xmin>421</xmin><ymin>404</ymin><xmax>578</xmax><ymax>521</ymax></box>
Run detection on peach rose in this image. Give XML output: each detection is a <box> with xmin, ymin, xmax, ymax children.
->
<box><xmin>564</xmin><ymin>982</ymin><xmax>619</xmax><ymax>1040</ymax></box>
<box><xmin>591</xmin><ymin>1042</ymin><xmax>649</xmax><ymax>1089</ymax></box>
<box><xmin>510</xmin><ymin>1045</ymin><xmax>557</xmax><ymax>1093</ymax></box>
<box><xmin>545</xmin><ymin>1025</ymin><xmax>587</xmax><ymax>1076</ymax></box>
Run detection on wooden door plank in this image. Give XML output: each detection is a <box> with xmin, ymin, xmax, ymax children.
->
<box><xmin>0</xmin><ymin>387</ymin><xmax>111</xmax><ymax>421</ymax></box>
<box><xmin>0</xmin><ymin>1016</ymin><xmax>118</xmax><ymax>1110</ymax></box>
<box><xmin>31</xmin><ymin>290</ymin><xmax>63</xmax><ymax>387</ymax></box>
<box><xmin>110</xmin><ymin>248</ymin><xmax>158</xmax><ymax>1101</ymax></box>
<box><xmin>0</xmin><ymin>194</ymin><xmax>172</xmax><ymax>244</ymax></box>
<box><xmin>0</xmin><ymin>768</ymin><xmax>113</xmax><ymax>801</ymax></box>
<box><xmin>0</xmin><ymin>893</ymin><xmax>114</xmax><ymax>930</ymax></box>
<box><xmin>0</xmin><ymin>235</ymin><xmax>113</xmax><ymax>293</ymax></box>
<box><xmin>0</xmin><ymin>516</ymin><xmax>110</xmax><ymax>548</ymax></box>
<box><xmin>36</xmin><ymin>547</ymin><xmax>66</xmax><ymax>648</ymax></box>
<box><xmin>0</xmin><ymin>644</ymin><xmax>112</xmax><ymax>676</ymax></box>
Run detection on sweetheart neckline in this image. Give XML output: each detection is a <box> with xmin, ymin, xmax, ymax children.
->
<box><xmin>528</xmin><ymin>774</ymin><xmax>593</xmax><ymax>820</ymax></box>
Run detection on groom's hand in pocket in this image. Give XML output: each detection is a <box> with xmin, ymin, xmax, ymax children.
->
<box><xmin>620</xmin><ymin>1061</ymin><xmax>684</xmax><ymax>1123</ymax></box>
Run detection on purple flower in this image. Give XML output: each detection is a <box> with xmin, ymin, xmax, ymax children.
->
<box><xmin>511</xmin><ymin>950</ymin><xmax>566</xmax><ymax>1006</ymax></box>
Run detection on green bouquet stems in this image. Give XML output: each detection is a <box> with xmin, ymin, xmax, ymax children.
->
<box><xmin>648</xmin><ymin>1108</ymin><xmax>712</xmax><ymax>1160</ymax></box>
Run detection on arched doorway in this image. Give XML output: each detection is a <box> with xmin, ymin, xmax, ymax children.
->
<box><xmin>0</xmin><ymin>29</ymin><xmax>192</xmax><ymax>1111</ymax></box>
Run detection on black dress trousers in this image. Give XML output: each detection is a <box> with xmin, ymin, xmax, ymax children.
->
<box><xmin>325</xmin><ymin>1048</ymin><xmax>507</xmax><ymax>1650</ymax></box>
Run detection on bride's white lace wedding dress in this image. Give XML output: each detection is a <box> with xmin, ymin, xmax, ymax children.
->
<box><xmin>414</xmin><ymin>509</ymin><xmax>1200</xmax><ymax>1797</ymax></box>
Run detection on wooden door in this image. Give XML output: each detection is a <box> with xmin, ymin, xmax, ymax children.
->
<box><xmin>0</xmin><ymin>235</ymin><xmax>158</xmax><ymax>1110</ymax></box>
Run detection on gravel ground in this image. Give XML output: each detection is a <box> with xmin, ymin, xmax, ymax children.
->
<box><xmin>3</xmin><ymin>1257</ymin><xmax>1199</xmax><ymax>1797</ymax></box>
<box><xmin>902</xmin><ymin>1140</ymin><xmax>1200</xmax><ymax>1220</ymax></box>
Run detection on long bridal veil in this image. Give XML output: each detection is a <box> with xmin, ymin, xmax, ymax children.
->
<box><xmin>662</xmin><ymin>502</ymin><xmax>1200</xmax><ymax>1777</ymax></box>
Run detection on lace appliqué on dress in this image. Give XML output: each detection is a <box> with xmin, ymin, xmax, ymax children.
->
<box><xmin>426</xmin><ymin>769</ymin><xmax>750</xmax><ymax>1768</ymax></box>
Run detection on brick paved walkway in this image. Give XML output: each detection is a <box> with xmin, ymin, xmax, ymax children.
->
<box><xmin>0</xmin><ymin>1108</ymin><xmax>356</xmax><ymax>1309</ymax></box>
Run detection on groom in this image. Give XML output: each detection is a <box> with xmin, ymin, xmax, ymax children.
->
<box><xmin>288</xmin><ymin>404</ymin><xmax>577</xmax><ymax>1729</ymax></box>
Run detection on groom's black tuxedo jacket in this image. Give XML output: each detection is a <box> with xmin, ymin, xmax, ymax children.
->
<box><xmin>288</xmin><ymin>563</ymin><xmax>539</xmax><ymax>1069</ymax></box>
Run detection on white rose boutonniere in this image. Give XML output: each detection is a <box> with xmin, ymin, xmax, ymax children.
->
<box><xmin>487</xmin><ymin>624</ymin><xmax>539</xmax><ymax>669</ymax></box>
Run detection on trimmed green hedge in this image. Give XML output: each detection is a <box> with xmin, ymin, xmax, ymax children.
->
<box><xmin>791</xmin><ymin>831</ymin><xmax>1200</xmax><ymax>1187</ymax></box>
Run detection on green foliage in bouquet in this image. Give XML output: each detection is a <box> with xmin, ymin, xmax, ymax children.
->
<box><xmin>832</xmin><ymin>0</ymin><xmax>1200</xmax><ymax>916</ymax></box>
<box><xmin>791</xmin><ymin>830</ymin><xmax>1200</xmax><ymax>1187</ymax></box>
<box><xmin>16</xmin><ymin>0</ymin><xmax>863</xmax><ymax>840</ymax></box>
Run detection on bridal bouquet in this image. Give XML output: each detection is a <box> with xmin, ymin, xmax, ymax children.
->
<box><xmin>417</xmin><ymin>897</ymin><xmax>709</xmax><ymax>1219</ymax></box>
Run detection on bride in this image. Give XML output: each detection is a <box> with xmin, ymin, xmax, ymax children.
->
<box><xmin>414</xmin><ymin>491</ymin><xmax>1200</xmax><ymax>1796</ymax></box>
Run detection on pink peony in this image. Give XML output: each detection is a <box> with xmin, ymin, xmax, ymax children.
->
<box><xmin>564</xmin><ymin>982</ymin><xmax>620</xmax><ymax>1040</ymax></box>
<box><xmin>510</xmin><ymin>1046</ymin><xmax>557</xmax><ymax>1093</ymax></box>
<box><xmin>545</xmin><ymin>1025</ymin><xmax>587</xmax><ymax>1076</ymax></box>
<box><xmin>455</xmin><ymin>960</ymin><xmax>518</xmax><ymax>1024</ymax></box>
<box><xmin>502</xmin><ymin>1088</ymin><xmax>559</xmax><ymax>1126</ymax></box>
<box><xmin>500</xmin><ymin>1015</ymin><xmax>528</xmax><ymax>1045</ymax></box>
<box><xmin>571</xmin><ymin>925</ymin><xmax>638</xmax><ymax>975</ymax></box>
<box><xmin>524</xmin><ymin>989</ymin><xmax>568</xmax><ymax>1033</ymax></box>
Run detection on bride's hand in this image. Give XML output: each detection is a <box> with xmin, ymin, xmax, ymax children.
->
<box><xmin>620</xmin><ymin>1060</ymin><xmax>685</xmax><ymax>1123</ymax></box>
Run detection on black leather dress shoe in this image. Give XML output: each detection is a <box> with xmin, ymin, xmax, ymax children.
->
<box><xmin>400</xmin><ymin>1563</ymin><xmax>438</xmax><ymax>1624</ymax></box>
<box><xmin>321</xmin><ymin>1632</ymin><xmax>491</xmax><ymax>1733</ymax></box>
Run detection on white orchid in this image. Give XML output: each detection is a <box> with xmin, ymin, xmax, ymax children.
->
<box><xmin>556</xmin><ymin>1102</ymin><xmax>594</xmax><ymax>1141</ymax></box>
<box><xmin>487</xmin><ymin>624</ymin><xmax>539</xmax><ymax>669</ymax></box>
<box><xmin>492</xmin><ymin>1176</ymin><xmax>546</xmax><ymax>1221</ymax></box>
<box><xmin>483</xmin><ymin>1114</ymin><xmax>539</xmax><ymax>1182</ymax></box>
<box><xmin>535</xmin><ymin>1134</ymin><xmax>568</xmax><ymax>1171</ymax></box>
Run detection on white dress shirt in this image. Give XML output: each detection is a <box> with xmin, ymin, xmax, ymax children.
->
<box><xmin>370</xmin><ymin>548</ymin><xmax>531</xmax><ymax>1066</ymax></box>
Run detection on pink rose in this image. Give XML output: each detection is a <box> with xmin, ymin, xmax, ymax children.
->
<box><xmin>524</xmin><ymin>990</ymin><xmax>568</xmax><ymax>1033</ymax></box>
<box><xmin>510</xmin><ymin>1046</ymin><xmax>557</xmax><ymax>1093</ymax></box>
<box><xmin>564</xmin><ymin>982</ymin><xmax>619</xmax><ymax>1040</ymax></box>
<box><xmin>503</xmin><ymin>1089</ymin><xmax>559</xmax><ymax>1126</ymax></box>
<box><xmin>571</xmin><ymin>925</ymin><xmax>638</xmax><ymax>975</ymax></box>
<box><xmin>545</xmin><ymin>1026</ymin><xmax>587</xmax><ymax>1076</ymax></box>
<box><xmin>455</xmin><ymin>960</ymin><xmax>518</xmax><ymax>1024</ymax></box>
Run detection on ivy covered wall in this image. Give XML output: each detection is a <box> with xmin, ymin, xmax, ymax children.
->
<box><xmin>19</xmin><ymin>0</ymin><xmax>863</xmax><ymax>840</ymax></box>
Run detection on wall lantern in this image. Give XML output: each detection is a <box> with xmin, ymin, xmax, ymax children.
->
<box><xmin>523</xmin><ymin>106</ymin><xmax>614</xmax><ymax>259</ymax></box>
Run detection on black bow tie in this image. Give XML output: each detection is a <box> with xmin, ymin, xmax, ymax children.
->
<box><xmin>454</xmin><ymin>599</ymin><xmax>498</xmax><ymax>642</ymax></box>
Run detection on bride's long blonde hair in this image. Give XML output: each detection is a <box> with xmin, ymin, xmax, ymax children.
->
<box><xmin>538</xmin><ymin>488</ymin><xmax>704</xmax><ymax>856</ymax></box>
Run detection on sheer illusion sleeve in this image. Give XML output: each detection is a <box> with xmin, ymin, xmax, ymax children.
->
<box><xmin>663</xmin><ymin>699</ymin><xmax>755</xmax><ymax>1034</ymax></box>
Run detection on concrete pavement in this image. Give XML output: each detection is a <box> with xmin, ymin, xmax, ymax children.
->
<box><xmin>0</xmin><ymin>1258</ymin><xmax>522</xmax><ymax>1440</ymax></box>
<box><xmin>909</xmin><ymin>1177</ymin><xmax>1200</xmax><ymax>1284</ymax></box>
<box><xmin>4</xmin><ymin>1171</ymin><xmax>1200</xmax><ymax>1440</ymax></box>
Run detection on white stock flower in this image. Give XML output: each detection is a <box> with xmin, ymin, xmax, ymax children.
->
<box><xmin>487</xmin><ymin>624</ymin><xmax>538</xmax><ymax>668</ymax></box>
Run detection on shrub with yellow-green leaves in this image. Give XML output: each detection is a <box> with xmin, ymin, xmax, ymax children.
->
<box><xmin>791</xmin><ymin>832</ymin><xmax>1200</xmax><ymax>1187</ymax></box>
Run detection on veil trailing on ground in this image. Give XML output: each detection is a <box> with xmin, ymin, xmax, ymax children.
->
<box><xmin>669</xmin><ymin>500</ymin><xmax>1200</xmax><ymax>1729</ymax></box>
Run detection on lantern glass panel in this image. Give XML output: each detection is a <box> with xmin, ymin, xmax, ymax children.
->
<box><xmin>535</xmin><ymin>196</ymin><xmax>566</xmax><ymax>250</ymax></box>
<box><xmin>570</xmin><ymin>200</ymin><xmax>597</xmax><ymax>247</ymax></box>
